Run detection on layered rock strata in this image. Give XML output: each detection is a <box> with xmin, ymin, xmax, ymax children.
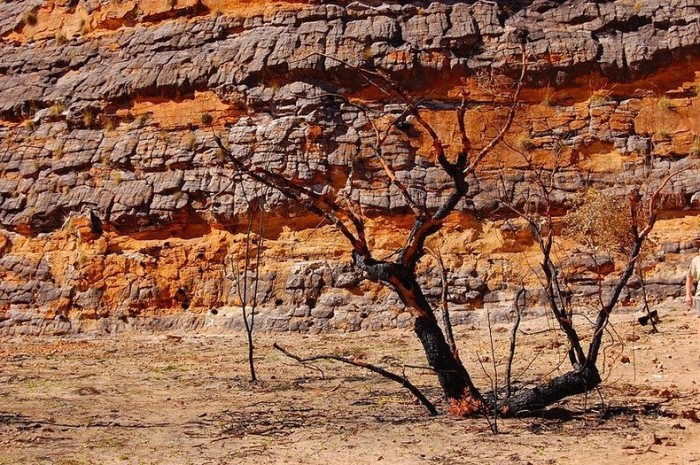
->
<box><xmin>0</xmin><ymin>0</ymin><xmax>699</xmax><ymax>335</ymax></box>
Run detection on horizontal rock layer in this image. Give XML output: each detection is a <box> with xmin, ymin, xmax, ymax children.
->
<box><xmin>1</xmin><ymin>0</ymin><xmax>699</xmax><ymax>116</ymax></box>
<box><xmin>0</xmin><ymin>0</ymin><xmax>699</xmax><ymax>335</ymax></box>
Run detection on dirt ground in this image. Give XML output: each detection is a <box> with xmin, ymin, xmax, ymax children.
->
<box><xmin>1</xmin><ymin>301</ymin><xmax>700</xmax><ymax>465</ymax></box>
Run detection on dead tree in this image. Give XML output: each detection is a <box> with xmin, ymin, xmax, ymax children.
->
<box><xmin>211</xmin><ymin>46</ymin><xmax>526</xmax><ymax>407</ymax></box>
<box><xmin>208</xmin><ymin>44</ymin><xmax>680</xmax><ymax>416</ymax></box>
<box><xmin>227</xmin><ymin>185</ymin><xmax>268</xmax><ymax>382</ymax></box>
<box><xmin>493</xmin><ymin>139</ymin><xmax>687</xmax><ymax>416</ymax></box>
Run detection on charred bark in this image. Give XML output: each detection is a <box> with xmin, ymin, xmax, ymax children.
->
<box><xmin>414</xmin><ymin>315</ymin><xmax>482</xmax><ymax>403</ymax></box>
<box><xmin>499</xmin><ymin>366</ymin><xmax>601</xmax><ymax>418</ymax></box>
<box><xmin>353</xmin><ymin>251</ymin><xmax>482</xmax><ymax>404</ymax></box>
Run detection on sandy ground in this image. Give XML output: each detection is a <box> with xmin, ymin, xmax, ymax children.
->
<box><xmin>1</xmin><ymin>302</ymin><xmax>700</xmax><ymax>465</ymax></box>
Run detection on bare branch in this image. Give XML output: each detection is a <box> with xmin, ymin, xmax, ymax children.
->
<box><xmin>426</xmin><ymin>246</ymin><xmax>458</xmax><ymax>357</ymax></box>
<box><xmin>456</xmin><ymin>90</ymin><xmax>472</xmax><ymax>160</ymax></box>
<box><xmin>212</xmin><ymin>132</ymin><xmax>371</xmax><ymax>259</ymax></box>
<box><xmin>466</xmin><ymin>45</ymin><xmax>528</xmax><ymax>174</ymax></box>
<box><xmin>505</xmin><ymin>288</ymin><xmax>526</xmax><ymax>398</ymax></box>
<box><xmin>273</xmin><ymin>343</ymin><xmax>438</xmax><ymax>415</ymax></box>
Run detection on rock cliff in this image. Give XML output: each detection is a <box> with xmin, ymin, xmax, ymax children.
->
<box><xmin>0</xmin><ymin>0</ymin><xmax>699</xmax><ymax>335</ymax></box>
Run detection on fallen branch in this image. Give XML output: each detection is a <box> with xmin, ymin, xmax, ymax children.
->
<box><xmin>273</xmin><ymin>343</ymin><xmax>438</xmax><ymax>415</ymax></box>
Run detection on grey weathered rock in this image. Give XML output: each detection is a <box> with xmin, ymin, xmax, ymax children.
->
<box><xmin>2</xmin><ymin>0</ymin><xmax>699</xmax><ymax>116</ymax></box>
<box><xmin>0</xmin><ymin>0</ymin><xmax>698</xmax><ymax>334</ymax></box>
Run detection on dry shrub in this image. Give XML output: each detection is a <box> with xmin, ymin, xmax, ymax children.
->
<box><xmin>23</xmin><ymin>9</ymin><xmax>38</xmax><ymax>26</ymax></box>
<box><xmin>564</xmin><ymin>189</ymin><xmax>632</xmax><ymax>252</ymax></box>
<box><xmin>82</xmin><ymin>108</ymin><xmax>96</xmax><ymax>128</ymax></box>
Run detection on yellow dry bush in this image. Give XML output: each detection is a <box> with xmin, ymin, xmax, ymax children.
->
<box><xmin>563</xmin><ymin>189</ymin><xmax>633</xmax><ymax>252</ymax></box>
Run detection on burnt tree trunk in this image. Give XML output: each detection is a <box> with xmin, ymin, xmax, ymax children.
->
<box><xmin>354</xmin><ymin>252</ymin><xmax>482</xmax><ymax>404</ymax></box>
<box><xmin>414</xmin><ymin>314</ymin><xmax>481</xmax><ymax>402</ymax></box>
<box><xmin>499</xmin><ymin>366</ymin><xmax>601</xmax><ymax>417</ymax></box>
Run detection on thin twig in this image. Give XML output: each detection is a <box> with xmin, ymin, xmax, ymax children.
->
<box><xmin>505</xmin><ymin>288</ymin><xmax>526</xmax><ymax>398</ymax></box>
<box><xmin>486</xmin><ymin>311</ymin><xmax>499</xmax><ymax>434</ymax></box>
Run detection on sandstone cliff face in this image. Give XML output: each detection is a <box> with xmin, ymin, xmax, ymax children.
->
<box><xmin>0</xmin><ymin>0</ymin><xmax>698</xmax><ymax>335</ymax></box>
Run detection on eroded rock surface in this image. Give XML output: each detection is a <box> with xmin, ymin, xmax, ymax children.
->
<box><xmin>0</xmin><ymin>0</ymin><xmax>698</xmax><ymax>335</ymax></box>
